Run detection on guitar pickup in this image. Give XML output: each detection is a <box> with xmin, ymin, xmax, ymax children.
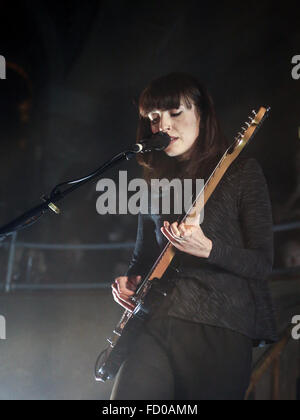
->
<box><xmin>107</xmin><ymin>337</ymin><xmax>115</xmax><ymax>347</ymax></box>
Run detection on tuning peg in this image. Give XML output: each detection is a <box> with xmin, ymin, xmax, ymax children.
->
<box><xmin>252</xmin><ymin>110</ymin><xmax>256</xmax><ymax>115</ymax></box>
<box><xmin>245</xmin><ymin>122</ymin><xmax>251</xmax><ymax>128</ymax></box>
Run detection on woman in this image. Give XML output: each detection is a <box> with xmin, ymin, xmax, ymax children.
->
<box><xmin>111</xmin><ymin>72</ymin><xmax>278</xmax><ymax>400</ymax></box>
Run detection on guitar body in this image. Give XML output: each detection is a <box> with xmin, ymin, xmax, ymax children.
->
<box><xmin>95</xmin><ymin>274</ymin><xmax>176</xmax><ymax>382</ymax></box>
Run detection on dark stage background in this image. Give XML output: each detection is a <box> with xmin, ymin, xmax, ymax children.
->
<box><xmin>0</xmin><ymin>0</ymin><xmax>299</xmax><ymax>400</ymax></box>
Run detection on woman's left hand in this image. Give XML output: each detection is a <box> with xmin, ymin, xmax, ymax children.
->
<box><xmin>161</xmin><ymin>220</ymin><xmax>213</xmax><ymax>259</ymax></box>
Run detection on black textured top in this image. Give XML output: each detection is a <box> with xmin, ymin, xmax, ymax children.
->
<box><xmin>126</xmin><ymin>158</ymin><xmax>278</xmax><ymax>346</ymax></box>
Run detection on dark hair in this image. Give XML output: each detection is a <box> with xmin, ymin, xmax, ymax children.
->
<box><xmin>136</xmin><ymin>72</ymin><xmax>229</xmax><ymax>183</ymax></box>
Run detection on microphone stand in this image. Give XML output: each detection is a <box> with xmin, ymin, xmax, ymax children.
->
<box><xmin>0</xmin><ymin>148</ymin><xmax>137</xmax><ymax>238</ymax></box>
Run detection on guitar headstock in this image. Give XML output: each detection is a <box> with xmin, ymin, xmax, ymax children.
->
<box><xmin>233</xmin><ymin>106</ymin><xmax>271</xmax><ymax>150</ymax></box>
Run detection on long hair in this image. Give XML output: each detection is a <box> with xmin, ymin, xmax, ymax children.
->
<box><xmin>136</xmin><ymin>72</ymin><xmax>229</xmax><ymax>184</ymax></box>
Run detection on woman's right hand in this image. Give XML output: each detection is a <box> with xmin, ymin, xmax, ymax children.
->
<box><xmin>112</xmin><ymin>275</ymin><xmax>142</xmax><ymax>311</ymax></box>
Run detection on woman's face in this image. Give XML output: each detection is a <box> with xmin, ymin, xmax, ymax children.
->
<box><xmin>147</xmin><ymin>101</ymin><xmax>200</xmax><ymax>159</ymax></box>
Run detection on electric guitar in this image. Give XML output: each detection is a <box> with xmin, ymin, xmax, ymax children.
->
<box><xmin>94</xmin><ymin>106</ymin><xmax>271</xmax><ymax>382</ymax></box>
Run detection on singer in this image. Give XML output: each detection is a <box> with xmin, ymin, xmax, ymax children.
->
<box><xmin>110</xmin><ymin>72</ymin><xmax>278</xmax><ymax>400</ymax></box>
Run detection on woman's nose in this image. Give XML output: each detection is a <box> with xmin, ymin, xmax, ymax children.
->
<box><xmin>159</xmin><ymin>113</ymin><xmax>171</xmax><ymax>132</ymax></box>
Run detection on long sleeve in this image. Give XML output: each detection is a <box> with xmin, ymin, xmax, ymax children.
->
<box><xmin>207</xmin><ymin>158</ymin><xmax>274</xmax><ymax>280</ymax></box>
<box><xmin>125</xmin><ymin>212</ymin><xmax>161</xmax><ymax>278</ymax></box>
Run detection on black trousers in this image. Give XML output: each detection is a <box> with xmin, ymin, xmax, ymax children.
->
<box><xmin>110</xmin><ymin>314</ymin><xmax>253</xmax><ymax>400</ymax></box>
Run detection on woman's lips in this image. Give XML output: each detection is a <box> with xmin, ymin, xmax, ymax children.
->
<box><xmin>169</xmin><ymin>136</ymin><xmax>179</xmax><ymax>143</ymax></box>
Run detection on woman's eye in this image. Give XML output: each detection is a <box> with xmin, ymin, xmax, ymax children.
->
<box><xmin>171</xmin><ymin>111</ymin><xmax>182</xmax><ymax>117</ymax></box>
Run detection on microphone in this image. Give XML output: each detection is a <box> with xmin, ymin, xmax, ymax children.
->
<box><xmin>131</xmin><ymin>132</ymin><xmax>171</xmax><ymax>153</ymax></box>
